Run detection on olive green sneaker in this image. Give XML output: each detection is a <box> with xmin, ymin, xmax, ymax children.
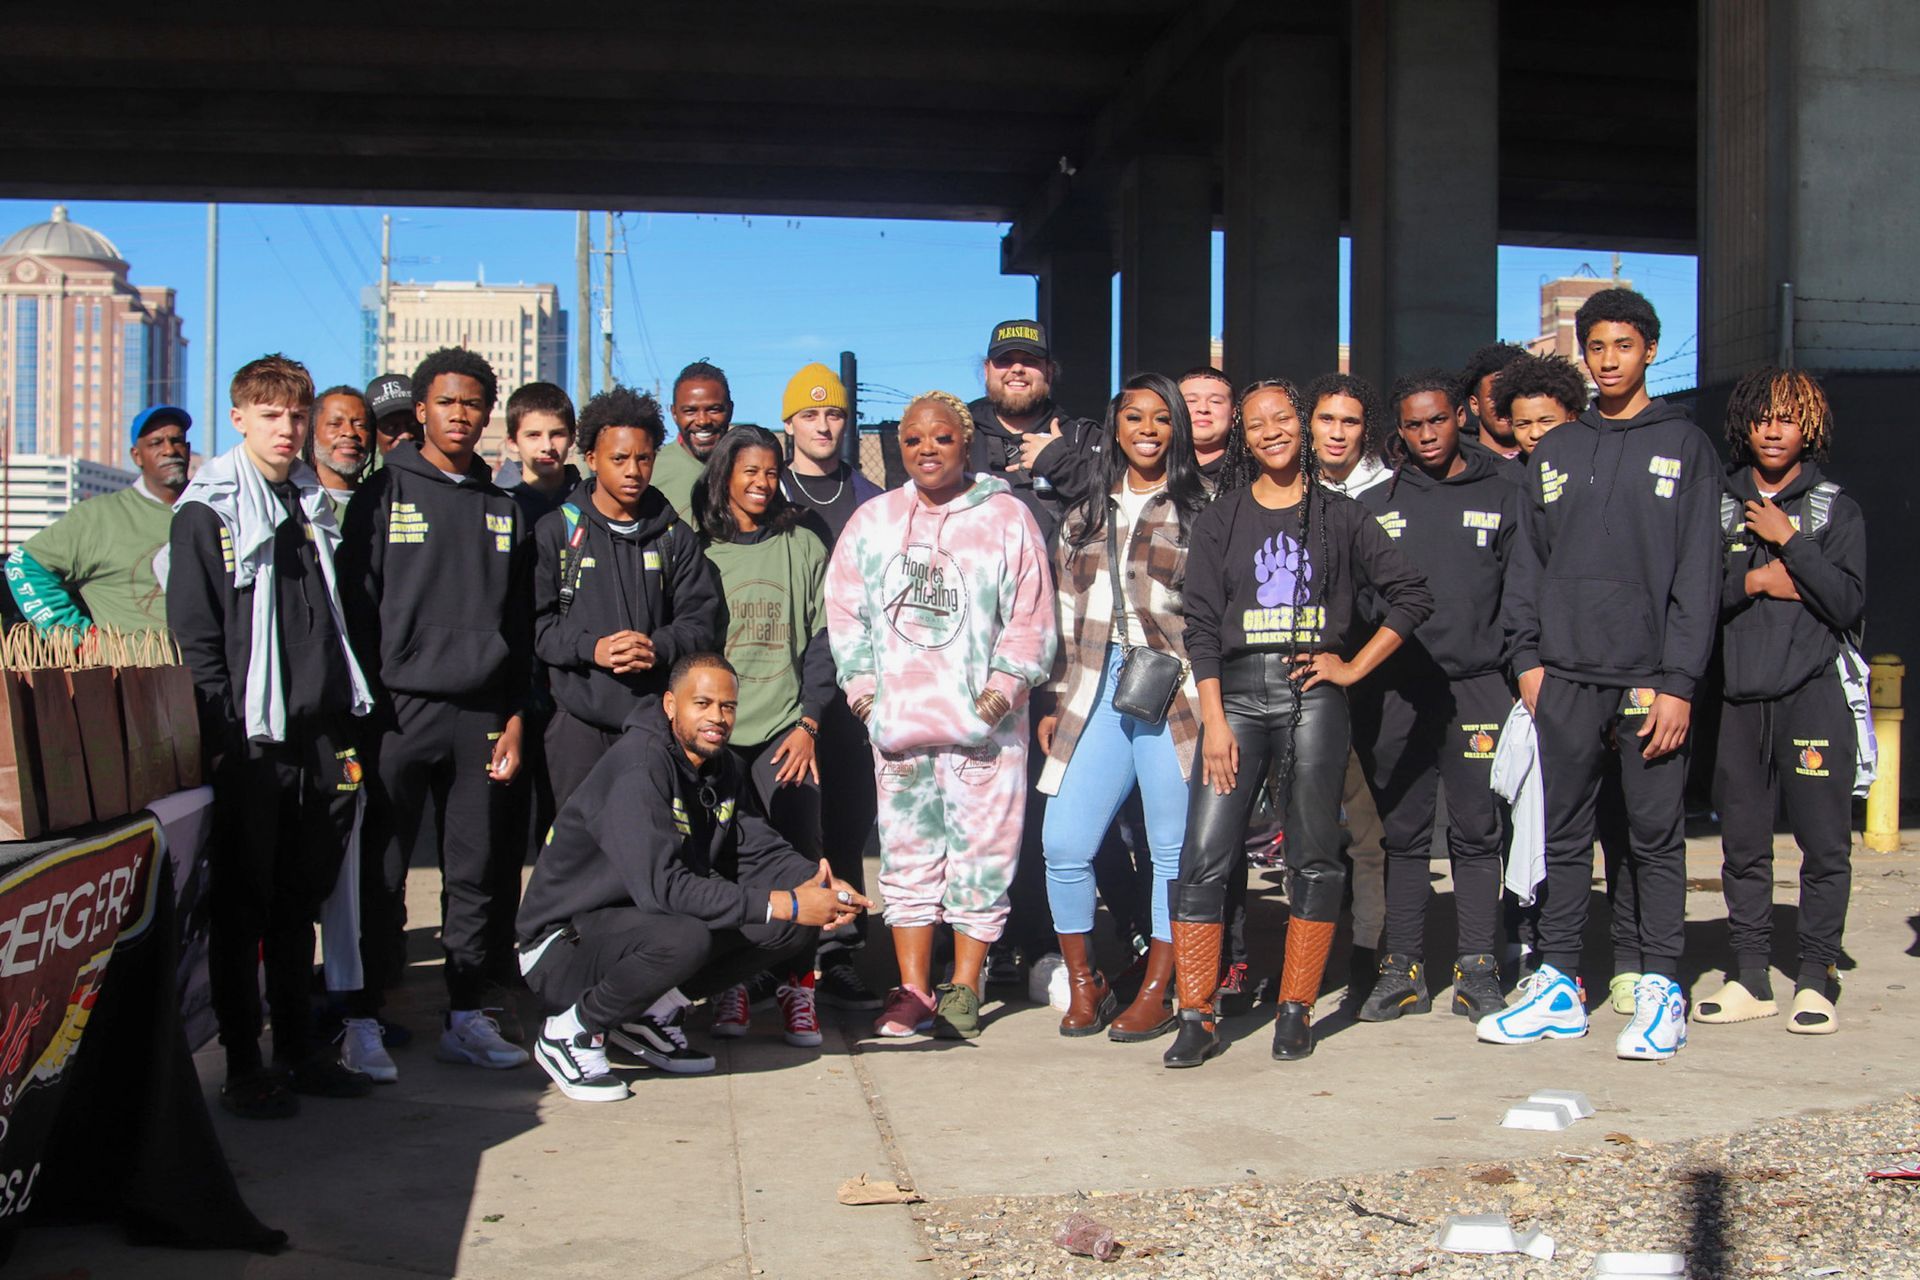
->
<box><xmin>932</xmin><ymin>982</ymin><xmax>982</xmax><ymax>1040</ymax></box>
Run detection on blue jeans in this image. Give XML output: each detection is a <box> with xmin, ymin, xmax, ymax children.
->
<box><xmin>1042</xmin><ymin>645</ymin><xmax>1189</xmax><ymax>942</ymax></box>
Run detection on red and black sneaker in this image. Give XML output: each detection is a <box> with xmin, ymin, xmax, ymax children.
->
<box><xmin>1215</xmin><ymin>962</ymin><xmax>1255</xmax><ymax>1017</ymax></box>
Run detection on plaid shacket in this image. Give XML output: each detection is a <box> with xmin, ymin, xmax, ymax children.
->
<box><xmin>1037</xmin><ymin>488</ymin><xmax>1198</xmax><ymax>794</ymax></box>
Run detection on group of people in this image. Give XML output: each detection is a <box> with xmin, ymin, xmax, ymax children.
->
<box><xmin>17</xmin><ymin>285</ymin><xmax>1867</xmax><ymax>1112</ymax></box>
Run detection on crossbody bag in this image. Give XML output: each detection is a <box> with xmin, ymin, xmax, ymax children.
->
<box><xmin>1104</xmin><ymin>499</ymin><xmax>1185</xmax><ymax>725</ymax></box>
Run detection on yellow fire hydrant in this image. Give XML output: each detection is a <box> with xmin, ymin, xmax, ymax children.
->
<box><xmin>1865</xmin><ymin>654</ymin><xmax>1903</xmax><ymax>851</ymax></box>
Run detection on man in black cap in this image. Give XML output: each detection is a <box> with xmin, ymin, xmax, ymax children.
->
<box><xmin>967</xmin><ymin>320</ymin><xmax>1103</xmax><ymax>544</ymax></box>
<box><xmin>365</xmin><ymin>373</ymin><xmax>420</xmax><ymax>458</ymax></box>
<box><xmin>7</xmin><ymin>403</ymin><xmax>191</xmax><ymax>633</ymax></box>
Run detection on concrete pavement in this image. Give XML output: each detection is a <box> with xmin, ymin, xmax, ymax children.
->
<box><xmin>9</xmin><ymin>834</ymin><xmax>1918</xmax><ymax>1278</ymax></box>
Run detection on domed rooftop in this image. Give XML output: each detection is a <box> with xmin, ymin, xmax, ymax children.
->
<box><xmin>0</xmin><ymin>205</ymin><xmax>125</xmax><ymax>265</ymax></box>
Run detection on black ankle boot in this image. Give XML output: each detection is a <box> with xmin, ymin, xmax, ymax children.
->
<box><xmin>1271</xmin><ymin>1000</ymin><xmax>1315</xmax><ymax>1060</ymax></box>
<box><xmin>1162</xmin><ymin>1009</ymin><xmax>1222</xmax><ymax>1068</ymax></box>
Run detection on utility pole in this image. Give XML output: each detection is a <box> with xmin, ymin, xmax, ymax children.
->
<box><xmin>838</xmin><ymin>350</ymin><xmax>859</xmax><ymax>468</ymax></box>
<box><xmin>378</xmin><ymin>213</ymin><xmax>392</xmax><ymax>375</ymax></box>
<box><xmin>575</xmin><ymin>212</ymin><xmax>592</xmax><ymax>405</ymax></box>
<box><xmin>204</xmin><ymin>203</ymin><xmax>219</xmax><ymax>454</ymax></box>
<box><xmin>601</xmin><ymin>211</ymin><xmax>615</xmax><ymax>393</ymax></box>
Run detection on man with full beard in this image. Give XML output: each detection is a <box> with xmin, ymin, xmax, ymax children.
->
<box><xmin>973</xmin><ymin>320</ymin><xmax>1103</xmax><ymax>543</ymax></box>
<box><xmin>7</xmin><ymin>403</ymin><xmax>192</xmax><ymax>633</ymax></box>
<box><xmin>305</xmin><ymin>385</ymin><xmax>374</xmax><ymax>520</ymax></box>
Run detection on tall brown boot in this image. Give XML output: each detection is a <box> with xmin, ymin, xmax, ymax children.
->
<box><xmin>1273</xmin><ymin>917</ymin><xmax>1338</xmax><ymax>1060</ymax></box>
<box><xmin>1163</xmin><ymin>921</ymin><xmax>1225</xmax><ymax>1068</ymax></box>
<box><xmin>1055</xmin><ymin>933</ymin><xmax>1116</xmax><ymax>1037</ymax></box>
<box><xmin>1109</xmin><ymin>939</ymin><xmax>1176</xmax><ymax>1042</ymax></box>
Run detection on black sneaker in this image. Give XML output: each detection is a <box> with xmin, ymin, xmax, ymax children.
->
<box><xmin>534</xmin><ymin>1019</ymin><xmax>630</xmax><ymax>1103</ymax></box>
<box><xmin>744</xmin><ymin>968</ymin><xmax>781</xmax><ymax>1011</ymax></box>
<box><xmin>221</xmin><ymin>1068</ymin><xmax>299</xmax><ymax>1119</ymax></box>
<box><xmin>817</xmin><ymin>956</ymin><xmax>884</xmax><ymax>1010</ymax></box>
<box><xmin>1450</xmin><ymin>953</ymin><xmax>1507</xmax><ymax>1021</ymax></box>
<box><xmin>983</xmin><ymin>940</ymin><xmax>1027</xmax><ymax>990</ymax></box>
<box><xmin>607</xmin><ymin>1009</ymin><xmax>717</xmax><ymax>1075</ymax></box>
<box><xmin>288</xmin><ymin>1052</ymin><xmax>375</xmax><ymax>1099</ymax></box>
<box><xmin>1357</xmin><ymin>953</ymin><xmax>1431</xmax><ymax>1022</ymax></box>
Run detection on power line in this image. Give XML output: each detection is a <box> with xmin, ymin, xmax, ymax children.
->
<box><xmin>615</xmin><ymin>214</ymin><xmax>664</xmax><ymax>390</ymax></box>
<box><xmin>295</xmin><ymin>208</ymin><xmax>363</xmax><ymax>313</ymax></box>
<box><xmin>248</xmin><ymin>210</ymin><xmax>353</xmax><ymax>361</ymax></box>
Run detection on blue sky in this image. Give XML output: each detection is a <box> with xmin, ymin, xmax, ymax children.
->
<box><xmin>0</xmin><ymin>199</ymin><xmax>1698</xmax><ymax>454</ymax></box>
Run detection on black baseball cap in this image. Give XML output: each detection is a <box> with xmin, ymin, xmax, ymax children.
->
<box><xmin>365</xmin><ymin>373</ymin><xmax>413</xmax><ymax>419</ymax></box>
<box><xmin>987</xmin><ymin>320</ymin><xmax>1050</xmax><ymax>362</ymax></box>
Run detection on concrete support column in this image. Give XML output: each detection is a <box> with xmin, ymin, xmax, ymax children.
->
<box><xmin>1036</xmin><ymin>247</ymin><xmax>1114</xmax><ymax>419</ymax></box>
<box><xmin>1116</xmin><ymin>154</ymin><xmax>1212</xmax><ymax>379</ymax></box>
<box><xmin>1223</xmin><ymin>34</ymin><xmax>1342</xmax><ymax>386</ymax></box>
<box><xmin>1348</xmin><ymin>0</ymin><xmax>1498</xmax><ymax>393</ymax></box>
<box><xmin>1698</xmin><ymin>0</ymin><xmax>1920</xmax><ymax>385</ymax></box>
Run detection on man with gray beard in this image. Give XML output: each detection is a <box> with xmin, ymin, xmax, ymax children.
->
<box><xmin>7</xmin><ymin>404</ymin><xmax>192</xmax><ymax>633</ymax></box>
<box><xmin>306</xmin><ymin>385</ymin><xmax>374</xmax><ymax>520</ymax></box>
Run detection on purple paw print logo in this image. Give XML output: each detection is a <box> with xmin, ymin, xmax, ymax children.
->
<box><xmin>1254</xmin><ymin>532</ymin><xmax>1312</xmax><ymax>608</ymax></box>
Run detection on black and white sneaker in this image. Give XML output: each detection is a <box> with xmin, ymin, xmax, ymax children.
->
<box><xmin>817</xmin><ymin>956</ymin><xmax>884</xmax><ymax>1010</ymax></box>
<box><xmin>608</xmin><ymin>1008</ymin><xmax>717</xmax><ymax>1075</ymax></box>
<box><xmin>744</xmin><ymin>968</ymin><xmax>781</xmax><ymax>1011</ymax></box>
<box><xmin>533</xmin><ymin>1019</ymin><xmax>630</xmax><ymax>1103</ymax></box>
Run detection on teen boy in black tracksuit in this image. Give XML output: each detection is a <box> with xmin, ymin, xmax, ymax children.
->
<box><xmin>533</xmin><ymin>386</ymin><xmax>718</xmax><ymax>810</ymax></box>
<box><xmin>1488</xmin><ymin>288</ymin><xmax>1720</xmax><ymax>1059</ymax></box>
<box><xmin>1353</xmin><ymin>371</ymin><xmax>1520</xmax><ymax>1026</ymax></box>
<box><xmin>339</xmin><ymin>348</ymin><xmax>534</xmax><ymax>1071</ymax></box>
<box><xmin>1700</xmin><ymin>368</ymin><xmax>1864</xmax><ymax>1034</ymax></box>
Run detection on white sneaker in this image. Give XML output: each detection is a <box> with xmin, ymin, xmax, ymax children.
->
<box><xmin>1476</xmin><ymin>963</ymin><xmax>1589</xmax><ymax>1044</ymax></box>
<box><xmin>437</xmin><ymin>1010</ymin><xmax>531</xmax><ymax>1069</ymax></box>
<box><xmin>1616</xmin><ymin>974</ymin><xmax>1688</xmax><ymax>1060</ymax></box>
<box><xmin>534</xmin><ymin>1017</ymin><xmax>630</xmax><ymax>1103</ymax></box>
<box><xmin>608</xmin><ymin>1008</ymin><xmax>716</xmax><ymax>1074</ymax></box>
<box><xmin>340</xmin><ymin>1016</ymin><xmax>398</xmax><ymax>1083</ymax></box>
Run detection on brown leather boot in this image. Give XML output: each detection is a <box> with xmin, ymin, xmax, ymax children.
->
<box><xmin>1055</xmin><ymin>933</ymin><xmax>1116</xmax><ymax>1037</ymax></box>
<box><xmin>1109</xmin><ymin>939</ymin><xmax>1176</xmax><ymax>1042</ymax></box>
<box><xmin>1273</xmin><ymin>917</ymin><xmax>1338</xmax><ymax>1060</ymax></box>
<box><xmin>1163</xmin><ymin>921</ymin><xmax>1225</xmax><ymax>1067</ymax></box>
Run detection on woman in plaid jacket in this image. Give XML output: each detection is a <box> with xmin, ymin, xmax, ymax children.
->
<box><xmin>1035</xmin><ymin>373</ymin><xmax>1211</xmax><ymax>1041</ymax></box>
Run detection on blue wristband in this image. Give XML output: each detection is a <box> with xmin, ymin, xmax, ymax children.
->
<box><xmin>787</xmin><ymin>889</ymin><xmax>799</xmax><ymax>922</ymax></box>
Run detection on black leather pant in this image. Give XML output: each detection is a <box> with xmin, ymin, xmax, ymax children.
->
<box><xmin>1173</xmin><ymin>654</ymin><xmax>1351</xmax><ymax>926</ymax></box>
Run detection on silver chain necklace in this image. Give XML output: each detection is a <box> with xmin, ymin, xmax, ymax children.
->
<box><xmin>785</xmin><ymin>465</ymin><xmax>845</xmax><ymax>507</ymax></box>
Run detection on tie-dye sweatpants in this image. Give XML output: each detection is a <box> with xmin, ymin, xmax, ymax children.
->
<box><xmin>872</xmin><ymin>716</ymin><xmax>1027</xmax><ymax>942</ymax></box>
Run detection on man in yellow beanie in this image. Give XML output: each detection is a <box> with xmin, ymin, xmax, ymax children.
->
<box><xmin>776</xmin><ymin>361</ymin><xmax>885</xmax><ymax>1012</ymax></box>
<box><xmin>779</xmin><ymin>362</ymin><xmax>882</xmax><ymax>547</ymax></box>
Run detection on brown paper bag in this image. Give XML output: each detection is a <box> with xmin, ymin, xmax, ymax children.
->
<box><xmin>19</xmin><ymin>626</ymin><xmax>92</xmax><ymax>832</ymax></box>
<box><xmin>66</xmin><ymin>666</ymin><xmax>129</xmax><ymax>822</ymax></box>
<box><xmin>0</xmin><ymin>663</ymin><xmax>45</xmax><ymax>841</ymax></box>
<box><xmin>153</xmin><ymin>636</ymin><xmax>202</xmax><ymax>790</ymax></box>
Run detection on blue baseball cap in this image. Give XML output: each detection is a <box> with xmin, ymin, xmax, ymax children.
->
<box><xmin>130</xmin><ymin>405</ymin><xmax>191</xmax><ymax>446</ymax></box>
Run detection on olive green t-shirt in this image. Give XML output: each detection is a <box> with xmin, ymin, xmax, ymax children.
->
<box><xmin>20</xmin><ymin>482</ymin><xmax>175</xmax><ymax>632</ymax></box>
<box><xmin>650</xmin><ymin>440</ymin><xmax>708</xmax><ymax>526</ymax></box>
<box><xmin>702</xmin><ymin>528</ymin><xmax>827</xmax><ymax>748</ymax></box>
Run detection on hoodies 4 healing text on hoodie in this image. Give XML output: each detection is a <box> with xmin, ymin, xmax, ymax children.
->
<box><xmin>824</xmin><ymin>474</ymin><xmax>1057</xmax><ymax>753</ymax></box>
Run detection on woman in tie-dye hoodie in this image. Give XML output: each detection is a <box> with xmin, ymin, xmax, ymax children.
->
<box><xmin>825</xmin><ymin>392</ymin><xmax>1057</xmax><ymax>1042</ymax></box>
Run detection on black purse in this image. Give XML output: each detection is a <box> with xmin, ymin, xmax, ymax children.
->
<box><xmin>1104</xmin><ymin>499</ymin><xmax>1185</xmax><ymax>725</ymax></box>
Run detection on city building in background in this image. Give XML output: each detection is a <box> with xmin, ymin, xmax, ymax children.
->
<box><xmin>363</xmin><ymin>278</ymin><xmax>568</xmax><ymax>464</ymax></box>
<box><xmin>0</xmin><ymin>454</ymin><xmax>135</xmax><ymax>556</ymax></box>
<box><xmin>1209</xmin><ymin>337</ymin><xmax>1349</xmax><ymax>375</ymax></box>
<box><xmin>1528</xmin><ymin>268</ymin><xmax>1625</xmax><ymax>363</ymax></box>
<box><xmin>0</xmin><ymin>206</ymin><xmax>187</xmax><ymax>468</ymax></box>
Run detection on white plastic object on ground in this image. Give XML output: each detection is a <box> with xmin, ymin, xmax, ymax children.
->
<box><xmin>1434</xmin><ymin>1214</ymin><xmax>1555</xmax><ymax>1260</ymax></box>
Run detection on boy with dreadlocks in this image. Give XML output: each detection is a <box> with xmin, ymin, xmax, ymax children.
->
<box><xmin>1697</xmin><ymin>368</ymin><xmax>1864</xmax><ymax>1035</ymax></box>
<box><xmin>1168</xmin><ymin>379</ymin><xmax>1432</xmax><ymax>1067</ymax></box>
<box><xmin>1350</xmin><ymin>370</ymin><xmax>1521</xmax><ymax>1028</ymax></box>
<box><xmin>1486</xmin><ymin>288</ymin><xmax>1720</xmax><ymax>1061</ymax></box>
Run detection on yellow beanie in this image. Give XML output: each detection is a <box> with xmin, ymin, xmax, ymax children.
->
<box><xmin>783</xmin><ymin>362</ymin><xmax>849</xmax><ymax>422</ymax></box>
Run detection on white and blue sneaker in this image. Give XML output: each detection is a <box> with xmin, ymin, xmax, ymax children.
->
<box><xmin>1476</xmin><ymin>963</ymin><xmax>1589</xmax><ymax>1044</ymax></box>
<box><xmin>1616</xmin><ymin>974</ymin><xmax>1687</xmax><ymax>1061</ymax></box>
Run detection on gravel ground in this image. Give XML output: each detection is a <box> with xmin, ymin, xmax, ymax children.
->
<box><xmin>916</xmin><ymin>1094</ymin><xmax>1920</xmax><ymax>1278</ymax></box>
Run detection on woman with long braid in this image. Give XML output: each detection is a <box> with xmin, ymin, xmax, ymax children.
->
<box><xmin>1165</xmin><ymin>380</ymin><xmax>1432</xmax><ymax>1067</ymax></box>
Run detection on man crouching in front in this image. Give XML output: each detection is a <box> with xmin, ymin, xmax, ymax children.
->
<box><xmin>516</xmin><ymin>652</ymin><xmax>872</xmax><ymax>1101</ymax></box>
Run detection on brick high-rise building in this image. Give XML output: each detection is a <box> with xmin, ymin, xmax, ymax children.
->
<box><xmin>1527</xmin><ymin>271</ymin><xmax>1626</xmax><ymax>361</ymax></box>
<box><xmin>0</xmin><ymin>206</ymin><xmax>187</xmax><ymax>468</ymax></box>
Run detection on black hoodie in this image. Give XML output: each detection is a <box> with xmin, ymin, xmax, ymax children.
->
<box><xmin>339</xmin><ymin>441</ymin><xmax>532</xmax><ymax>706</ymax></box>
<box><xmin>1719</xmin><ymin>461</ymin><xmax>1866</xmax><ymax>702</ymax></box>
<box><xmin>515</xmin><ymin>705</ymin><xmax>817</xmax><ymax>943</ymax></box>
<box><xmin>506</xmin><ymin>463</ymin><xmax>582</xmax><ymax>529</ymax></box>
<box><xmin>532</xmin><ymin>480</ymin><xmax>720</xmax><ymax>731</ymax></box>
<box><xmin>1504</xmin><ymin>399</ymin><xmax>1721</xmax><ymax>699</ymax></box>
<box><xmin>1359</xmin><ymin>446</ymin><xmax>1521</xmax><ymax>679</ymax></box>
<box><xmin>965</xmin><ymin>395</ymin><xmax>1102</xmax><ymax>544</ymax></box>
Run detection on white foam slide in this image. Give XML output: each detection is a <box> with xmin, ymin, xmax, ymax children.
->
<box><xmin>1588</xmin><ymin>1252</ymin><xmax>1687</xmax><ymax>1277</ymax></box>
<box><xmin>1528</xmin><ymin>1088</ymin><xmax>1595</xmax><ymax>1118</ymax></box>
<box><xmin>1502</xmin><ymin>1101</ymin><xmax>1576</xmax><ymax>1131</ymax></box>
<box><xmin>1434</xmin><ymin>1214</ymin><xmax>1555</xmax><ymax>1260</ymax></box>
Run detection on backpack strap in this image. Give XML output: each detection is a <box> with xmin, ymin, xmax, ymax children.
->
<box><xmin>556</xmin><ymin>503</ymin><xmax>586</xmax><ymax>614</ymax></box>
<box><xmin>1805</xmin><ymin>480</ymin><xmax>1840</xmax><ymax>537</ymax></box>
<box><xmin>1719</xmin><ymin>491</ymin><xmax>1744</xmax><ymax>547</ymax></box>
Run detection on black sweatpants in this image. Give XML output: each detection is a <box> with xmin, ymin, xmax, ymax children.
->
<box><xmin>209</xmin><ymin>722</ymin><xmax>360</xmax><ymax>1073</ymax></box>
<box><xmin>1714</xmin><ymin>671</ymin><xmax>1855</xmax><ymax>984</ymax></box>
<box><xmin>817</xmin><ymin>693</ymin><xmax>874</xmax><ymax>950</ymax></box>
<box><xmin>358</xmin><ymin>693</ymin><xmax>527</xmax><ymax>1011</ymax></box>
<box><xmin>1177</xmin><ymin>656</ymin><xmax>1350</xmax><ymax>925</ymax></box>
<box><xmin>1354</xmin><ymin>669</ymin><xmax>1508</xmax><ymax>959</ymax></box>
<box><xmin>524</xmin><ymin>907</ymin><xmax>816</xmax><ymax>1033</ymax></box>
<box><xmin>1535</xmin><ymin>676</ymin><xmax>1688</xmax><ymax>980</ymax></box>
<box><xmin>545</xmin><ymin>706</ymin><xmax>621</xmax><ymax>815</ymax></box>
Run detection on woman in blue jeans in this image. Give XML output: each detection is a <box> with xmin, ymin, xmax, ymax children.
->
<box><xmin>1035</xmin><ymin>372</ymin><xmax>1210</xmax><ymax>1040</ymax></box>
